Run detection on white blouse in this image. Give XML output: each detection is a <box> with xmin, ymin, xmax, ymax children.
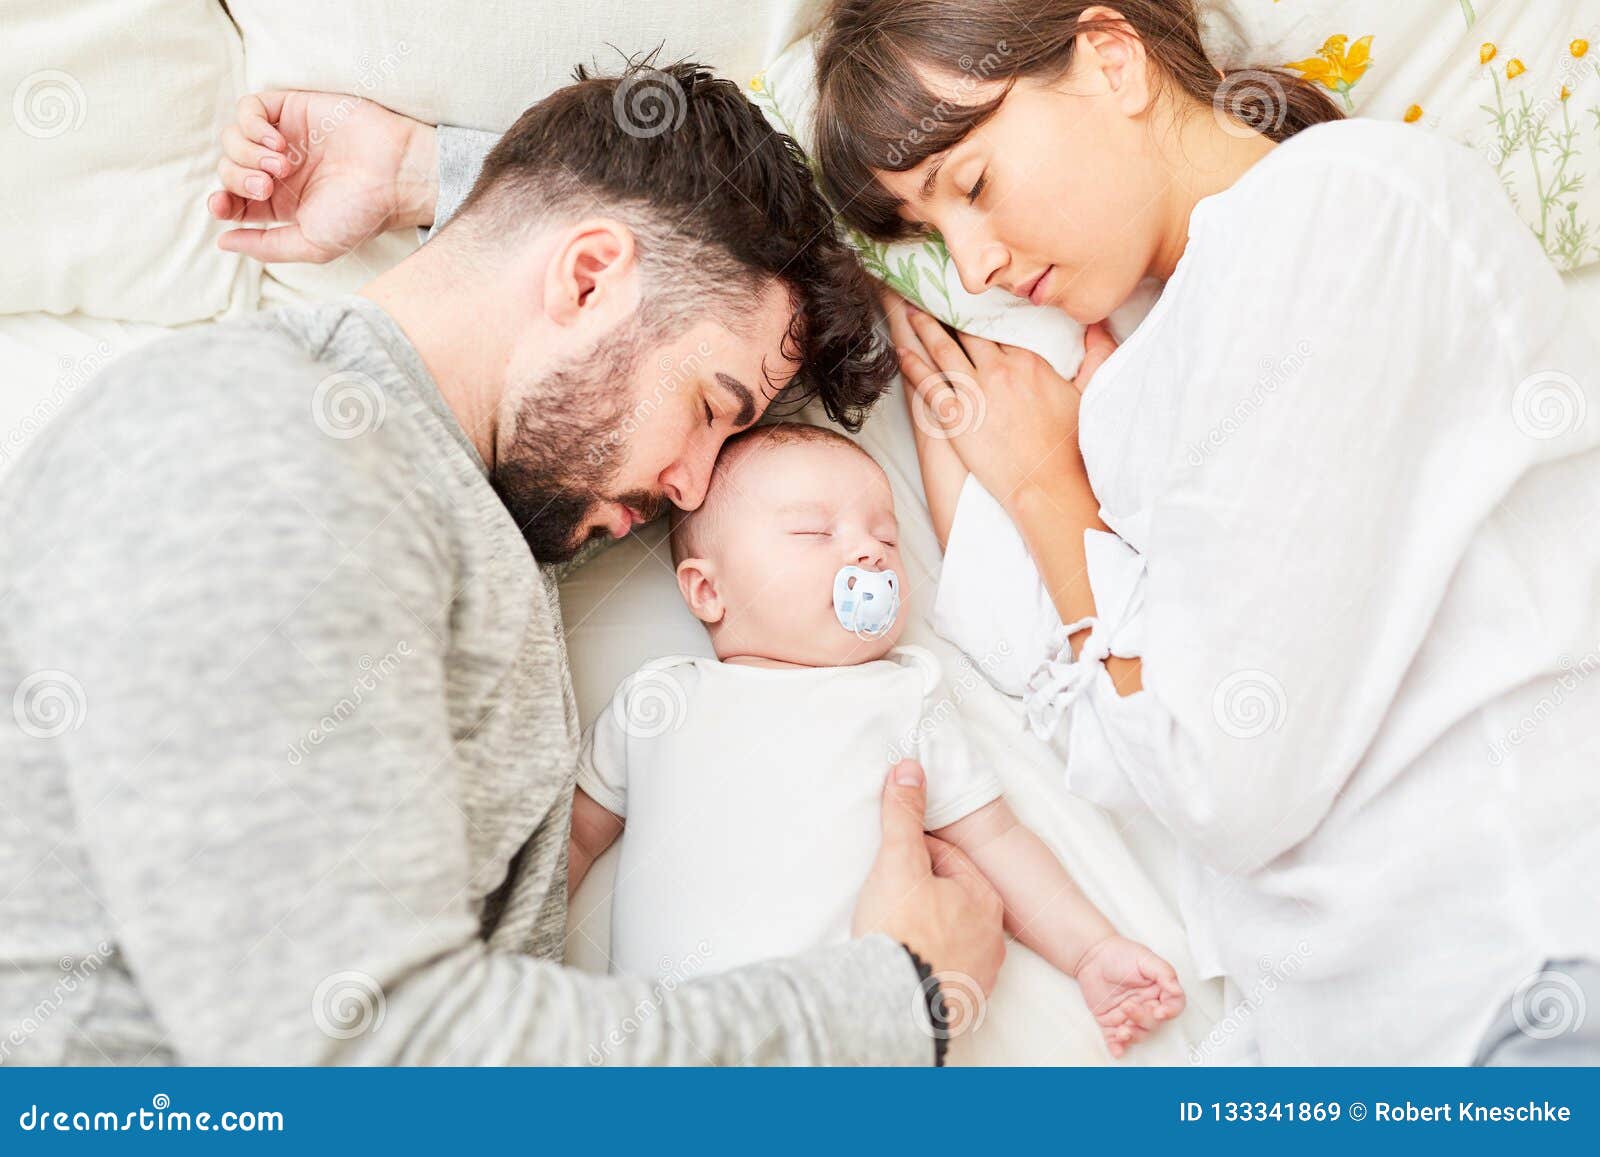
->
<box><xmin>944</xmin><ymin>119</ymin><xmax>1600</xmax><ymax>1063</ymax></box>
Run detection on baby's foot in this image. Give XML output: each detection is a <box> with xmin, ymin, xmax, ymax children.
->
<box><xmin>1075</xmin><ymin>934</ymin><xmax>1187</xmax><ymax>1058</ymax></box>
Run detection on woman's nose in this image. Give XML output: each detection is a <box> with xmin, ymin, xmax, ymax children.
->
<box><xmin>944</xmin><ymin>223</ymin><xmax>1007</xmax><ymax>296</ymax></box>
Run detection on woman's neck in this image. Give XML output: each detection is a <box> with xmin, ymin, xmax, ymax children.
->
<box><xmin>1149</xmin><ymin>111</ymin><xmax>1279</xmax><ymax>282</ymax></box>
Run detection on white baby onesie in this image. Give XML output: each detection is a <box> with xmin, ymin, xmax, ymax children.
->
<box><xmin>576</xmin><ymin>645</ymin><xmax>1002</xmax><ymax>980</ymax></box>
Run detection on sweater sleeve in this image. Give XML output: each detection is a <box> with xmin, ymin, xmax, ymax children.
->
<box><xmin>22</xmin><ymin>336</ymin><xmax>936</xmax><ymax>1067</ymax></box>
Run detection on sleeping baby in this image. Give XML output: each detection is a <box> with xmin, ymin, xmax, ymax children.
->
<box><xmin>566</xmin><ymin>422</ymin><xmax>1184</xmax><ymax>1057</ymax></box>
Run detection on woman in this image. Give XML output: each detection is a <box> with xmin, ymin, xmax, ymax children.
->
<box><xmin>813</xmin><ymin>0</ymin><xmax>1600</xmax><ymax>1063</ymax></box>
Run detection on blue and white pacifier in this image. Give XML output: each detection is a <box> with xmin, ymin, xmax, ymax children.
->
<box><xmin>833</xmin><ymin>565</ymin><xmax>900</xmax><ymax>638</ymax></box>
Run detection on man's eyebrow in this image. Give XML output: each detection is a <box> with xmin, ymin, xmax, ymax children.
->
<box><xmin>715</xmin><ymin>372</ymin><xmax>757</xmax><ymax>429</ymax></box>
<box><xmin>918</xmin><ymin>154</ymin><xmax>948</xmax><ymax>201</ymax></box>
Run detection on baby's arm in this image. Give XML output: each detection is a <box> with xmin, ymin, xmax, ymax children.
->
<box><xmin>933</xmin><ymin>798</ymin><xmax>1185</xmax><ymax>1056</ymax></box>
<box><xmin>568</xmin><ymin>787</ymin><xmax>624</xmax><ymax>900</ymax></box>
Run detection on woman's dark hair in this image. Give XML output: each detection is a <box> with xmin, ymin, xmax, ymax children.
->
<box><xmin>814</xmin><ymin>0</ymin><xmax>1344</xmax><ymax>242</ymax></box>
<box><xmin>461</xmin><ymin>56</ymin><xmax>895</xmax><ymax>430</ymax></box>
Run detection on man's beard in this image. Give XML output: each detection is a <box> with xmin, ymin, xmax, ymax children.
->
<box><xmin>489</xmin><ymin>343</ymin><xmax>666</xmax><ymax>564</ymax></box>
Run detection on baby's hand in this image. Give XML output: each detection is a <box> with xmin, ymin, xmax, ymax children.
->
<box><xmin>1074</xmin><ymin>935</ymin><xmax>1186</xmax><ymax>1059</ymax></box>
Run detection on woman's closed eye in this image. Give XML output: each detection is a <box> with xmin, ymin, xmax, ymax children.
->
<box><xmin>965</xmin><ymin>169</ymin><xmax>988</xmax><ymax>205</ymax></box>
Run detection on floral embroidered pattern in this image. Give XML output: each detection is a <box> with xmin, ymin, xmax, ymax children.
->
<box><xmin>1284</xmin><ymin>34</ymin><xmax>1374</xmax><ymax>112</ymax></box>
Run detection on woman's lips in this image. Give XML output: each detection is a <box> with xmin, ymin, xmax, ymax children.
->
<box><xmin>1020</xmin><ymin>266</ymin><xmax>1055</xmax><ymax>307</ymax></box>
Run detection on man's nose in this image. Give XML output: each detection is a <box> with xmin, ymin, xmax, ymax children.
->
<box><xmin>661</xmin><ymin>449</ymin><xmax>713</xmax><ymax>511</ymax></box>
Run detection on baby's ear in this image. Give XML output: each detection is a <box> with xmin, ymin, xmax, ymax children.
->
<box><xmin>675</xmin><ymin>558</ymin><xmax>724</xmax><ymax>625</ymax></box>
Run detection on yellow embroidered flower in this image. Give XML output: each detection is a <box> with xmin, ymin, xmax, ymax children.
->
<box><xmin>1572</xmin><ymin>39</ymin><xmax>1589</xmax><ymax>59</ymax></box>
<box><xmin>1506</xmin><ymin>58</ymin><xmax>1526</xmax><ymax>80</ymax></box>
<box><xmin>1403</xmin><ymin>104</ymin><xmax>1424</xmax><ymax>123</ymax></box>
<box><xmin>749</xmin><ymin>74</ymin><xmax>765</xmax><ymax>92</ymax></box>
<box><xmin>1284</xmin><ymin>34</ymin><xmax>1374</xmax><ymax>112</ymax></box>
<box><xmin>1561</xmin><ymin>84</ymin><xmax>1572</xmax><ymax>101</ymax></box>
<box><xmin>1480</xmin><ymin>42</ymin><xmax>1498</xmax><ymax>65</ymax></box>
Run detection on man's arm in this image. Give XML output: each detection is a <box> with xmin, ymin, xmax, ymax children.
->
<box><xmin>209</xmin><ymin>92</ymin><xmax>495</xmax><ymax>263</ymax></box>
<box><xmin>25</xmin><ymin>343</ymin><xmax>1007</xmax><ymax>1064</ymax></box>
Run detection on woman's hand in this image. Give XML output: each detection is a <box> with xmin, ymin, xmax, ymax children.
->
<box><xmin>894</xmin><ymin>304</ymin><xmax>1116</xmax><ymax>515</ymax></box>
<box><xmin>207</xmin><ymin>91</ymin><xmax>438</xmax><ymax>264</ymax></box>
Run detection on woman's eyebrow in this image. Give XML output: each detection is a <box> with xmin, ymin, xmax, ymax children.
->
<box><xmin>715</xmin><ymin>372</ymin><xmax>757</xmax><ymax>428</ymax></box>
<box><xmin>918</xmin><ymin>154</ymin><xmax>948</xmax><ymax>200</ymax></box>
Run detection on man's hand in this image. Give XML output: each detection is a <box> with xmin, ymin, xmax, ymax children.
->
<box><xmin>207</xmin><ymin>91</ymin><xmax>438</xmax><ymax>264</ymax></box>
<box><xmin>852</xmin><ymin>760</ymin><xmax>1006</xmax><ymax>1036</ymax></box>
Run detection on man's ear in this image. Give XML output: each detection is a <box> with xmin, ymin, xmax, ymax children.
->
<box><xmin>675</xmin><ymin>557</ymin><xmax>725</xmax><ymax>625</ymax></box>
<box><xmin>1077</xmin><ymin>5</ymin><xmax>1152</xmax><ymax>117</ymax></box>
<box><xmin>541</xmin><ymin>217</ymin><xmax>641</xmax><ymax>329</ymax></box>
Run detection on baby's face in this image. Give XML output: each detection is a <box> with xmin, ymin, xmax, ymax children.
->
<box><xmin>677</xmin><ymin>435</ymin><xmax>908</xmax><ymax>666</ymax></box>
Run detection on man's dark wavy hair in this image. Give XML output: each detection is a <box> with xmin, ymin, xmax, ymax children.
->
<box><xmin>455</xmin><ymin>55</ymin><xmax>895</xmax><ymax>431</ymax></box>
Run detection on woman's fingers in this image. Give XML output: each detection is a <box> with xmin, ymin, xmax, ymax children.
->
<box><xmin>881</xmin><ymin>292</ymin><xmax>930</xmax><ymax>363</ymax></box>
<box><xmin>906</xmin><ymin>305</ymin><xmax>977</xmax><ymax>379</ymax></box>
<box><xmin>1072</xmin><ymin>321</ymin><xmax>1119</xmax><ymax>395</ymax></box>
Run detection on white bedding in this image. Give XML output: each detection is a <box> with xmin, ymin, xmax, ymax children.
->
<box><xmin>5</xmin><ymin>260</ymin><xmax>1597</xmax><ymax>1064</ymax></box>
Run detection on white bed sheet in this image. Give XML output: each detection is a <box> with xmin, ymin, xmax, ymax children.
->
<box><xmin>5</xmin><ymin>259</ymin><xmax>1595</xmax><ymax>1064</ymax></box>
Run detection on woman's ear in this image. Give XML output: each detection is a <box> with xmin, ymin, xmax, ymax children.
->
<box><xmin>1077</xmin><ymin>5</ymin><xmax>1153</xmax><ymax>117</ymax></box>
<box><xmin>541</xmin><ymin>217</ymin><xmax>642</xmax><ymax>328</ymax></box>
<box><xmin>675</xmin><ymin>557</ymin><xmax>725</xmax><ymax>625</ymax></box>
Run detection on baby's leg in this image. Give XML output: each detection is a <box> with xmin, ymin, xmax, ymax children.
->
<box><xmin>905</xmin><ymin>386</ymin><xmax>967</xmax><ymax>551</ymax></box>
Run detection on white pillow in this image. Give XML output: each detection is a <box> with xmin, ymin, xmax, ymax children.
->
<box><xmin>228</xmin><ymin>0</ymin><xmax>816</xmax><ymax>303</ymax></box>
<box><xmin>0</xmin><ymin>0</ymin><xmax>251</xmax><ymax>323</ymax></box>
<box><xmin>1204</xmin><ymin>0</ymin><xmax>1600</xmax><ymax>271</ymax></box>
